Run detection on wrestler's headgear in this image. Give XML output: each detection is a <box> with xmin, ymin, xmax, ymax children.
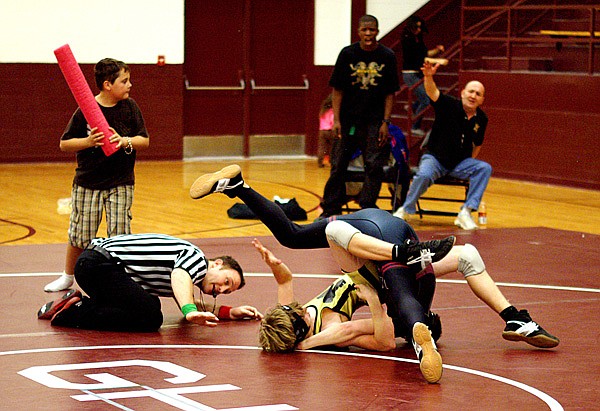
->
<box><xmin>281</xmin><ymin>305</ymin><xmax>309</xmax><ymax>343</ymax></box>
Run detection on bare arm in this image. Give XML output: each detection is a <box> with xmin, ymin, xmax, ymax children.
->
<box><xmin>299</xmin><ymin>317</ymin><xmax>394</xmax><ymax>352</ymax></box>
<box><xmin>298</xmin><ymin>318</ymin><xmax>374</xmax><ymax>350</ymax></box>
<box><xmin>122</xmin><ymin>135</ymin><xmax>150</xmax><ymax>151</ymax></box>
<box><xmin>192</xmin><ymin>297</ymin><xmax>263</xmax><ymax>321</ymax></box>
<box><xmin>383</xmin><ymin>93</ymin><xmax>394</xmax><ymax>121</ymax></box>
<box><xmin>472</xmin><ymin>145</ymin><xmax>482</xmax><ymax>158</ymax></box>
<box><xmin>107</xmin><ymin>128</ymin><xmax>149</xmax><ymax>152</ymax></box>
<box><xmin>298</xmin><ymin>284</ymin><xmax>395</xmax><ymax>351</ymax></box>
<box><xmin>353</xmin><ymin>284</ymin><xmax>395</xmax><ymax>350</ymax></box>
<box><xmin>421</xmin><ymin>61</ymin><xmax>441</xmax><ymax>102</ymax></box>
<box><xmin>171</xmin><ymin>267</ymin><xmax>219</xmax><ymax>327</ymax></box>
<box><xmin>252</xmin><ymin>239</ymin><xmax>294</xmax><ymax>304</ymax></box>
<box><xmin>377</xmin><ymin>93</ymin><xmax>395</xmax><ymax>146</ymax></box>
<box><xmin>59</xmin><ymin>127</ymin><xmax>105</xmax><ymax>152</ymax></box>
<box><xmin>331</xmin><ymin>88</ymin><xmax>343</xmax><ymax>138</ymax></box>
<box><xmin>59</xmin><ymin>127</ymin><xmax>149</xmax><ymax>153</ymax></box>
<box><xmin>427</xmin><ymin>44</ymin><xmax>445</xmax><ymax>57</ymax></box>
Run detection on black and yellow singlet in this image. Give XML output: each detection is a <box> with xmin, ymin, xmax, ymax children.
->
<box><xmin>304</xmin><ymin>260</ymin><xmax>381</xmax><ymax>334</ymax></box>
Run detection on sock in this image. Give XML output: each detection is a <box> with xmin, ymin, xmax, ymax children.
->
<box><xmin>44</xmin><ymin>273</ymin><xmax>74</xmax><ymax>292</ymax></box>
<box><xmin>221</xmin><ymin>175</ymin><xmax>247</xmax><ymax>198</ymax></box>
<box><xmin>499</xmin><ymin>305</ymin><xmax>519</xmax><ymax>322</ymax></box>
<box><xmin>416</xmin><ymin>263</ymin><xmax>435</xmax><ymax>280</ymax></box>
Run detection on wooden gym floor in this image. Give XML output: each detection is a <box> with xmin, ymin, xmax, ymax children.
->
<box><xmin>0</xmin><ymin>159</ymin><xmax>599</xmax><ymax>410</ymax></box>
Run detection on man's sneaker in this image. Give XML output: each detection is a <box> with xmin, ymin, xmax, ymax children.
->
<box><xmin>398</xmin><ymin>236</ymin><xmax>456</xmax><ymax>269</ymax></box>
<box><xmin>393</xmin><ymin>206</ymin><xmax>406</xmax><ymax>220</ymax></box>
<box><xmin>190</xmin><ymin>165</ymin><xmax>245</xmax><ymax>199</ymax></box>
<box><xmin>502</xmin><ymin>309</ymin><xmax>560</xmax><ymax>348</ymax></box>
<box><xmin>412</xmin><ymin>322</ymin><xmax>443</xmax><ymax>383</ymax></box>
<box><xmin>37</xmin><ymin>289</ymin><xmax>82</xmax><ymax>320</ymax></box>
<box><xmin>454</xmin><ymin>208</ymin><xmax>478</xmax><ymax>230</ymax></box>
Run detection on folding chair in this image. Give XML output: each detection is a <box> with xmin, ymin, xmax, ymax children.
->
<box><xmin>410</xmin><ymin>131</ymin><xmax>470</xmax><ymax>218</ymax></box>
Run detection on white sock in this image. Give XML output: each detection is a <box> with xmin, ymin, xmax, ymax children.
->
<box><xmin>44</xmin><ymin>273</ymin><xmax>74</xmax><ymax>292</ymax></box>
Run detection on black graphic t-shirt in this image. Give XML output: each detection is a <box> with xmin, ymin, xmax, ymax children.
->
<box><xmin>329</xmin><ymin>42</ymin><xmax>399</xmax><ymax>125</ymax></box>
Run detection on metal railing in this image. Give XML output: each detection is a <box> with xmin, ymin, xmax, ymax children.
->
<box><xmin>249</xmin><ymin>75</ymin><xmax>309</xmax><ymax>93</ymax></box>
<box><xmin>184</xmin><ymin>74</ymin><xmax>246</xmax><ymax>91</ymax></box>
<box><xmin>184</xmin><ymin>74</ymin><xmax>310</xmax><ymax>94</ymax></box>
<box><xmin>460</xmin><ymin>2</ymin><xmax>600</xmax><ymax>74</ymax></box>
<box><xmin>397</xmin><ymin>2</ymin><xmax>599</xmax><ymax>136</ymax></box>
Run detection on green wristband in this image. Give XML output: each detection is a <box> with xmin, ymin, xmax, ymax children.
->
<box><xmin>181</xmin><ymin>303</ymin><xmax>198</xmax><ymax>317</ymax></box>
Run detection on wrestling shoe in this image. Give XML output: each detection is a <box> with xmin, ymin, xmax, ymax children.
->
<box><xmin>502</xmin><ymin>309</ymin><xmax>560</xmax><ymax>348</ymax></box>
<box><xmin>37</xmin><ymin>289</ymin><xmax>82</xmax><ymax>320</ymax></box>
<box><xmin>190</xmin><ymin>164</ymin><xmax>246</xmax><ymax>199</ymax></box>
<box><xmin>412</xmin><ymin>322</ymin><xmax>443</xmax><ymax>383</ymax></box>
<box><xmin>396</xmin><ymin>236</ymin><xmax>456</xmax><ymax>269</ymax></box>
<box><xmin>427</xmin><ymin>311</ymin><xmax>442</xmax><ymax>342</ymax></box>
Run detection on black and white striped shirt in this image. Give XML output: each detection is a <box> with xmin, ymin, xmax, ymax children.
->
<box><xmin>90</xmin><ymin>233</ymin><xmax>208</xmax><ymax>297</ymax></box>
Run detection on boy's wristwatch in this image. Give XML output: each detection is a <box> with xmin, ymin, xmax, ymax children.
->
<box><xmin>382</xmin><ymin>118</ymin><xmax>391</xmax><ymax>125</ymax></box>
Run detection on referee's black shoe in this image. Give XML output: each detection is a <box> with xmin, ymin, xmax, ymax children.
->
<box><xmin>190</xmin><ymin>164</ymin><xmax>246</xmax><ymax>199</ymax></box>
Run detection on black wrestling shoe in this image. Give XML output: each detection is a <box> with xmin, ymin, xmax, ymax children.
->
<box><xmin>397</xmin><ymin>236</ymin><xmax>456</xmax><ymax>269</ymax></box>
<box><xmin>427</xmin><ymin>311</ymin><xmax>442</xmax><ymax>343</ymax></box>
<box><xmin>412</xmin><ymin>322</ymin><xmax>443</xmax><ymax>384</ymax></box>
<box><xmin>502</xmin><ymin>309</ymin><xmax>560</xmax><ymax>348</ymax></box>
<box><xmin>37</xmin><ymin>289</ymin><xmax>82</xmax><ymax>320</ymax></box>
<box><xmin>190</xmin><ymin>164</ymin><xmax>246</xmax><ymax>199</ymax></box>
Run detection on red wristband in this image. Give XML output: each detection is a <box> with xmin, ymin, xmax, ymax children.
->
<box><xmin>217</xmin><ymin>305</ymin><xmax>232</xmax><ymax>320</ymax></box>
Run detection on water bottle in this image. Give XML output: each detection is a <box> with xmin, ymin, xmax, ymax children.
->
<box><xmin>478</xmin><ymin>201</ymin><xmax>487</xmax><ymax>226</ymax></box>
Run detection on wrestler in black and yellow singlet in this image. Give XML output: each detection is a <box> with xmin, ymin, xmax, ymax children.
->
<box><xmin>304</xmin><ymin>260</ymin><xmax>381</xmax><ymax>334</ymax></box>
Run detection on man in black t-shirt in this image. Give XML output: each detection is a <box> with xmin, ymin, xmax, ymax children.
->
<box><xmin>319</xmin><ymin>15</ymin><xmax>400</xmax><ymax>218</ymax></box>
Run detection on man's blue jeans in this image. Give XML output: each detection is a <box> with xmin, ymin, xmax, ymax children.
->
<box><xmin>402</xmin><ymin>154</ymin><xmax>492</xmax><ymax>214</ymax></box>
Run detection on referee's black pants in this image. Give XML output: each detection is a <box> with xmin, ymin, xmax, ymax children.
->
<box><xmin>51</xmin><ymin>249</ymin><xmax>163</xmax><ymax>332</ymax></box>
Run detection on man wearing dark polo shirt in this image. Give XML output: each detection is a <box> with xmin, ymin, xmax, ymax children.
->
<box><xmin>394</xmin><ymin>61</ymin><xmax>492</xmax><ymax>230</ymax></box>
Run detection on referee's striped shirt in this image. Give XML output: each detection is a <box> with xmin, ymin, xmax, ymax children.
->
<box><xmin>90</xmin><ymin>233</ymin><xmax>208</xmax><ymax>297</ymax></box>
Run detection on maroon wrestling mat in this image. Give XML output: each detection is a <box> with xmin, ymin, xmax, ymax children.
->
<box><xmin>1</xmin><ymin>227</ymin><xmax>598</xmax><ymax>410</ymax></box>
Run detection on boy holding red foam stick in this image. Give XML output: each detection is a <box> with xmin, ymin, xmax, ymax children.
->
<box><xmin>45</xmin><ymin>58</ymin><xmax>149</xmax><ymax>292</ymax></box>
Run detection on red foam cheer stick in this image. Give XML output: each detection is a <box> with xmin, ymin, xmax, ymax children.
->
<box><xmin>54</xmin><ymin>44</ymin><xmax>118</xmax><ymax>156</ymax></box>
